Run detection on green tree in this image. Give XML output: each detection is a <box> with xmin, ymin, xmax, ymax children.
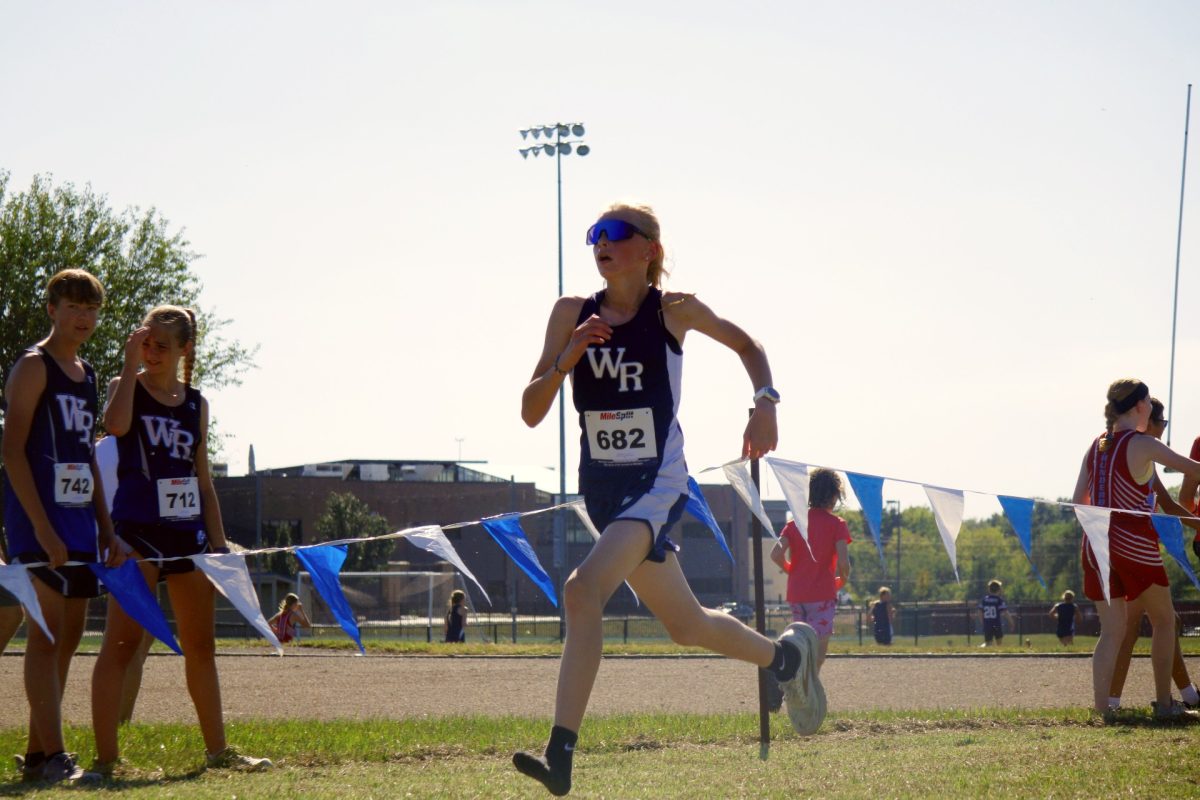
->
<box><xmin>0</xmin><ymin>170</ymin><xmax>256</xmax><ymax>457</ymax></box>
<box><xmin>313</xmin><ymin>492</ymin><xmax>395</xmax><ymax>571</ymax></box>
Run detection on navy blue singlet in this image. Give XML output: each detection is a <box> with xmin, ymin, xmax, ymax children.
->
<box><xmin>111</xmin><ymin>380</ymin><xmax>205</xmax><ymax>531</ymax></box>
<box><xmin>2</xmin><ymin>346</ymin><xmax>100</xmax><ymax>561</ymax></box>
<box><xmin>572</xmin><ymin>287</ymin><xmax>688</xmax><ymax>510</ymax></box>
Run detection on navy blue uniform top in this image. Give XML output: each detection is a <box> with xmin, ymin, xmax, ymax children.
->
<box><xmin>1054</xmin><ymin>602</ymin><xmax>1077</xmax><ymax>636</ymax></box>
<box><xmin>111</xmin><ymin>380</ymin><xmax>205</xmax><ymax>531</ymax></box>
<box><xmin>571</xmin><ymin>287</ymin><xmax>688</xmax><ymax>502</ymax></box>
<box><xmin>979</xmin><ymin>594</ymin><xmax>1007</xmax><ymax>626</ymax></box>
<box><xmin>3</xmin><ymin>346</ymin><xmax>100</xmax><ymax>561</ymax></box>
<box><xmin>871</xmin><ymin>600</ymin><xmax>891</xmax><ymax>631</ymax></box>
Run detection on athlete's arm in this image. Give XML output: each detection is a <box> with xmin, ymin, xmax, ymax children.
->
<box><xmin>1071</xmin><ymin>451</ymin><xmax>1091</xmax><ymax>505</ymax></box>
<box><xmin>195</xmin><ymin>397</ymin><xmax>230</xmax><ymax>550</ymax></box>
<box><xmin>1128</xmin><ymin>435</ymin><xmax>1200</xmax><ymax>481</ymax></box>
<box><xmin>1</xmin><ymin>353</ymin><xmax>68</xmax><ymax>567</ymax></box>
<box><xmin>835</xmin><ymin>539</ymin><xmax>850</xmax><ymax>584</ymax></box>
<box><xmin>662</xmin><ymin>294</ymin><xmax>777</xmax><ymax>458</ymax></box>
<box><xmin>1151</xmin><ymin>473</ymin><xmax>1200</xmax><ymax>531</ymax></box>
<box><xmin>1180</xmin><ymin>472</ymin><xmax>1200</xmax><ymax>515</ymax></box>
<box><xmin>521</xmin><ymin>297</ymin><xmax>607</xmax><ymax>428</ymax></box>
<box><xmin>103</xmin><ymin>327</ymin><xmax>149</xmax><ymax>436</ymax></box>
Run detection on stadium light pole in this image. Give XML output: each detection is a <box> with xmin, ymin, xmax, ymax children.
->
<box><xmin>885</xmin><ymin>500</ymin><xmax>901</xmax><ymax>596</ymax></box>
<box><xmin>518</xmin><ymin>122</ymin><xmax>590</xmax><ymax>581</ymax></box>
<box><xmin>1167</xmin><ymin>84</ymin><xmax>1192</xmax><ymax>446</ymax></box>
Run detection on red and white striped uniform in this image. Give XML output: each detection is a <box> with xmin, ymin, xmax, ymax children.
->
<box><xmin>1081</xmin><ymin>429</ymin><xmax>1167</xmax><ymax>600</ymax></box>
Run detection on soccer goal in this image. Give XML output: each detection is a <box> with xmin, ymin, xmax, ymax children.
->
<box><xmin>294</xmin><ymin>570</ymin><xmax>467</xmax><ymax>642</ymax></box>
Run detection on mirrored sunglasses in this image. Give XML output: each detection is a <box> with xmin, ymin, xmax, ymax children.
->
<box><xmin>585</xmin><ymin>219</ymin><xmax>647</xmax><ymax>245</ymax></box>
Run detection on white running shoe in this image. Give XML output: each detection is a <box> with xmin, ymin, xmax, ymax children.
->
<box><xmin>777</xmin><ymin>622</ymin><xmax>826</xmax><ymax>735</ymax></box>
<box><xmin>205</xmin><ymin>746</ymin><xmax>273</xmax><ymax>771</ymax></box>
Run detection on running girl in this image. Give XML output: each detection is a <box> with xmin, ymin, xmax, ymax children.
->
<box><xmin>90</xmin><ymin>306</ymin><xmax>271</xmax><ymax>773</ymax></box>
<box><xmin>1071</xmin><ymin>378</ymin><xmax>1200</xmax><ymax>720</ymax></box>
<box><xmin>2</xmin><ymin>269</ymin><xmax>121</xmax><ymax>784</ymax></box>
<box><xmin>770</xmin><ymin>468</ymin><xmax>851</xmax><ymax>670</ymax></box>
<box><xmin>1049</xmin><ymin>590</ymin><xmax>1081</xmax><ymax>646</ymax></box>
<box><xmin>513</xmin><ymin>202</ymin><xmax>821</xmax><ymax>796</ymax></box>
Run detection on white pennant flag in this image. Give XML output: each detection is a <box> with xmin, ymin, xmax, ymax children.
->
<box><xmin>194</xmin><ymin>554</ymin><xmax>283</xmax><ymax>655</ymax></box>
<box><xmin>766</xmin><ymin>458</ymin><xmax>813</xmax><ymax>558</ymax></box>
<box><xmin>1074</xmin><ymin>505</ymin><xmax>1113</xmax><ymax>603</ymax></box>
<box><xmin>403</xmin><ymin>526</ymin><xmax>491</xmax><ymax>606</ymax></box>
<box><xmin>570</xmin><ymin>501</ymin><xmax>602</xmax><ymax>542</ymax></box>
<box><xmin>0</xmin><ymin>564</ymin><xmax>53</xmax><ymax>642</ymax></box>
<box><xmin>924</xmin><ymin>486</ymin><xmax>964</xmax><ymax>582</ymax></box>
<box><xmin>723</xmin><ymin>460</ymin><xmax>776</xmax><ymax>537</ymax></box>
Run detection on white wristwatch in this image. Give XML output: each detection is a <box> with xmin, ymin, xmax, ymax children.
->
<box><xmin>753</xmin><ymin>386</ymin><xmax>780</xmax><ymax>404</ymax></box>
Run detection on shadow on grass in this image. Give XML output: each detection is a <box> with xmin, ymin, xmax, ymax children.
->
<box><xmin>0</xmin><ymin>765</ymin><xmax>207</xmax><ymax>796</ymax></box>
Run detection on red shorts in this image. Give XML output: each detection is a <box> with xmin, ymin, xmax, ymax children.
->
<box><xmin>1081</xmin><ymin>537</ymin><xmax>1168</xmax><ymax>602</ymax></box>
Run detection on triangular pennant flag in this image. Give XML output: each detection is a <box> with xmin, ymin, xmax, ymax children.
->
<box><xmin>89</xmin><ymin>561</ymin><xmax>182</xmax><ymax>654</ymax></box>
<box><xmin>403</xmin><ymin>526</ymin><xmax>491</xmax><ymax>606</ymax></box>
<box><xmin>570</xmin><ymin>501</ymin><xmax>602</xmax><ymax>541</ymax></box>
<box><xmin>1151</xmin><ymin>515</ymin><xmax>1200</xmax><ymax>591</ymax></box>
<box><xmin>0</xmin><ymin>564</ymin><xmax>53</xmax><ymax>642</ymax></box>
<box><xmin>194</xmin><ymin>554</ymin><xmax>284</xmax><ymax>654</ymax></box>
<box><xmin>766</xmin><ymin>458</ymin><xmax>814</xmax><ymax>559</ymax></box>
<box><xmin>569</xmin><ymin>502</ymin><xmax>640</xmax><ymax>606</ymax></box>
<box><xmin>1074</xmin><ymin>506</ymin><xmax>1113</xmax><ymax>603</ymax></box>
<box><xmin>845</xmin><ymin>472</ymin><xmax>885</xmax><ymax>565</ymax></box>
<box><xmin>924</xmin><ymin>486</ymin><xmax>964</xmax><ymax>582</ymax></box>
<box><xmin>294</xmin><ymin>544</ymin><xmax>365</xmax><ymax>654</ymax></box>
<box><xmin>998</xmin><ymin>495</ymin><xmax>1047</xmax><ymax>589</ymax></box>
<box><xmin>722</xmin><ymin>461</ymin><xmax>775</xmax><ymax>537</ymax></box>
<box><xmin>686</xmin><ymin>476</ymin><xmax>733</xmax><ymax>562</ymax></box>
<box><xmin>480</xmin><ymin>515</ymin><xmax>558</xmax><ymax>607</ymax></box>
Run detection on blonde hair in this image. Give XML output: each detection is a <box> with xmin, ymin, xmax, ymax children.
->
<box><xmin>878</xmin><ymin>587</ymin><xmax>891</xmax><ymax>598</ymax></box>
<box><xmin>46</xmin><ymin>268</ymin><xmax>105</xmax><ymax>307</ymax></box>
<box><xmin>143</xmin><ymin>305</ymin><xmax>198</xmax><ymax>386</ymax></box>
<box><xmin>278</xmin><ymin>593</ymin><xmax>300</xmax><ymax>613</ymax></box>
<box><xmin>448</xmin><ymin>589</ymin><xmax>466</xmax><ymax>609</ymax></box>
<box><xmin>1062</xmin><ymin>590</ymin><xmax>1075</xmax><ymax>602</ymax></box>
<box><xmin>1099</xmin><ymin>378</ymin><xmax>1147</xmax><ymax>451</ymax></box>
<box><xmin>601</xmin><ymin>201</ymin><xmax>668</xmax><ymax>287</ymax></box>
<box><xmin>988</xmin><ymin>579</ymin><xmax>1002</xmax><ymax>593</ymax></box>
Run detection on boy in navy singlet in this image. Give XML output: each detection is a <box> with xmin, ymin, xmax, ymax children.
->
<box><xmin>978</xmin><ymin>579</ymin><xmax>1013</xmax><ymax>647</ymax></box>
<box><xmin>2</xmin><ymin>269</ymin><xmax>120</xmax><ymax>785</ymax></box>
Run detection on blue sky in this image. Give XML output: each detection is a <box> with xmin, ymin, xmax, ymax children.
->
<box><xmin>2</xmin><ymin>1</ymin><xmax>1199</xmax><ymax>512</ymax></box>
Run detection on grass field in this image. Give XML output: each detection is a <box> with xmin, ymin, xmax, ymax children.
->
<box><xmin>1</xmin><ymin>709</ymin><xmax>1196</xmax><ymax>798</ymax></box>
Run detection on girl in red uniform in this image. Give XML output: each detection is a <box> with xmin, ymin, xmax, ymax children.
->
<box><xmin>1071</xmin><ymin>379</ymin><xmax>1200</xmax><ymax>719</ymax></box>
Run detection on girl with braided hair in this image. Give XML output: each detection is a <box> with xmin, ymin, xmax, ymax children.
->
<box><xmin>90</xmin><ymin>306</ymin><xmax>271</xmax><ymax>774</ymax></box>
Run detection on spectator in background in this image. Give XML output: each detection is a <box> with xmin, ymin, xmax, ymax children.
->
<box><xmin>979</xmin><ymin>579</ymin><xmax>1015</xmax><ymax>647</ymax></box>
<box><xmin>1049</xmin><ymin>590</ymin><xmax>1081</xmax><ymax>646</ymax></box>
<box><xmin>870</xmin><ymin>587</ymin><xmax>896</xmax><ymax>645</ymax></box>
<box><xmin>444</xmin><ymin>589</ymin><xmax>469</xmax><ymax>643</ymax></box>
<box><xmin>1182</xmin><ymin>433</ymin><xmax>1200</xmax><ymax>560</ymax></box>
<box><xmin>769</xmin><ymin>468</ymin><xmax>851</xmax><ymax>671</ymax></box>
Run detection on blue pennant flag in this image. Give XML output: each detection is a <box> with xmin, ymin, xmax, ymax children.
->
<box><xmin>998</xmin><ymin>495</ymin><xmax>1047</xmax><ymax>589</ymax></box>
<box><xmin>89</xmin><ymin>561</ymin><xmax>182</xmax><ymax>655</ymax></box>
<box><xmin>481</xmin><ymin>515</ymin><xmax>558</xmax><ymax>607</ymax></box>
<box><xmin>845</xmin><ymin>472</ymin><xmax>885</xmax><ymax>565</ymax></box>
<box><xmin>1151</xmin><ymin>515</ymin><xmax>1200</xmax><ymax>591</ymax></box>
<box><xmin>294</xmin><ymin>544</ymin><xmax>365</xmax><ymax>654</ymax></box>
<box><xmin>687</xmin><ymin>476</ymin><xmax>733</xmax><ymax>562</ymax></box>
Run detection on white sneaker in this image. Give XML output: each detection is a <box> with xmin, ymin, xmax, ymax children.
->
<box><xmin>777</xmin><ymin>622</ymin><xmax>826</xmax><ymax>735</ymax></box>
<box><xmin>205</xmin><ymin>746</ymin><xmax>273</xmax><ymax>771</ymax></box>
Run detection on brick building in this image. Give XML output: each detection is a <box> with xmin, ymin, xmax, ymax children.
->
<box><xmin>213</xmin><ymin>459</ymin><xmax>789</xmax><ymax>615</ymax></box>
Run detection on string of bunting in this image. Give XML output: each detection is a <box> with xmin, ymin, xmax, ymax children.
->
<box><xmin>4</xmin><ymin>456</ymin><xmax>1194</xmax><ymax>654</ymax></box>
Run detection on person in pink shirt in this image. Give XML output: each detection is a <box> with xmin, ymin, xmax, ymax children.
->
<box><xmin>770</xmin><ymin>468</ymin><xmax>851</xmax><ymax>670</ymax></box>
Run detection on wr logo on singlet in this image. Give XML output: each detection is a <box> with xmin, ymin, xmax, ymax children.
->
<box><xmin>55</xmin><ymin>395</ymin><xmax>94</xmax><ymax>445</ymax></box>
<box><xmin>142</xmin><ymin>416</ymin><xmax>195</xmax><ymax>461</ymax></box>
<box><xmin>586</xmin><ymin>348</ymin><xmax>643</xmax><ymax>393</ymax></box>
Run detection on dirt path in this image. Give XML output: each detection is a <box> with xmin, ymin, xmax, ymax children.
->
<box><xmin>2</xmin><ymin>652</ymin><xmax>1189</xmax><ymax>728</ymax></box>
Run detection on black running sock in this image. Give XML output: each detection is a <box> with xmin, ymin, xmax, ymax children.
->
<box><xmin>769</xmin><ymin>641</ymin><xmax>801</xmax><ymax>683</ymax></box>
<box><xmin>23</xmin><ymin>752</ymin><xmax>45</xmax><ymax>770</ymax></box>
<box><xmin>513</xmin><ymin>725</ymin><xmax>577</xmax><ymax>796</ymax></box>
